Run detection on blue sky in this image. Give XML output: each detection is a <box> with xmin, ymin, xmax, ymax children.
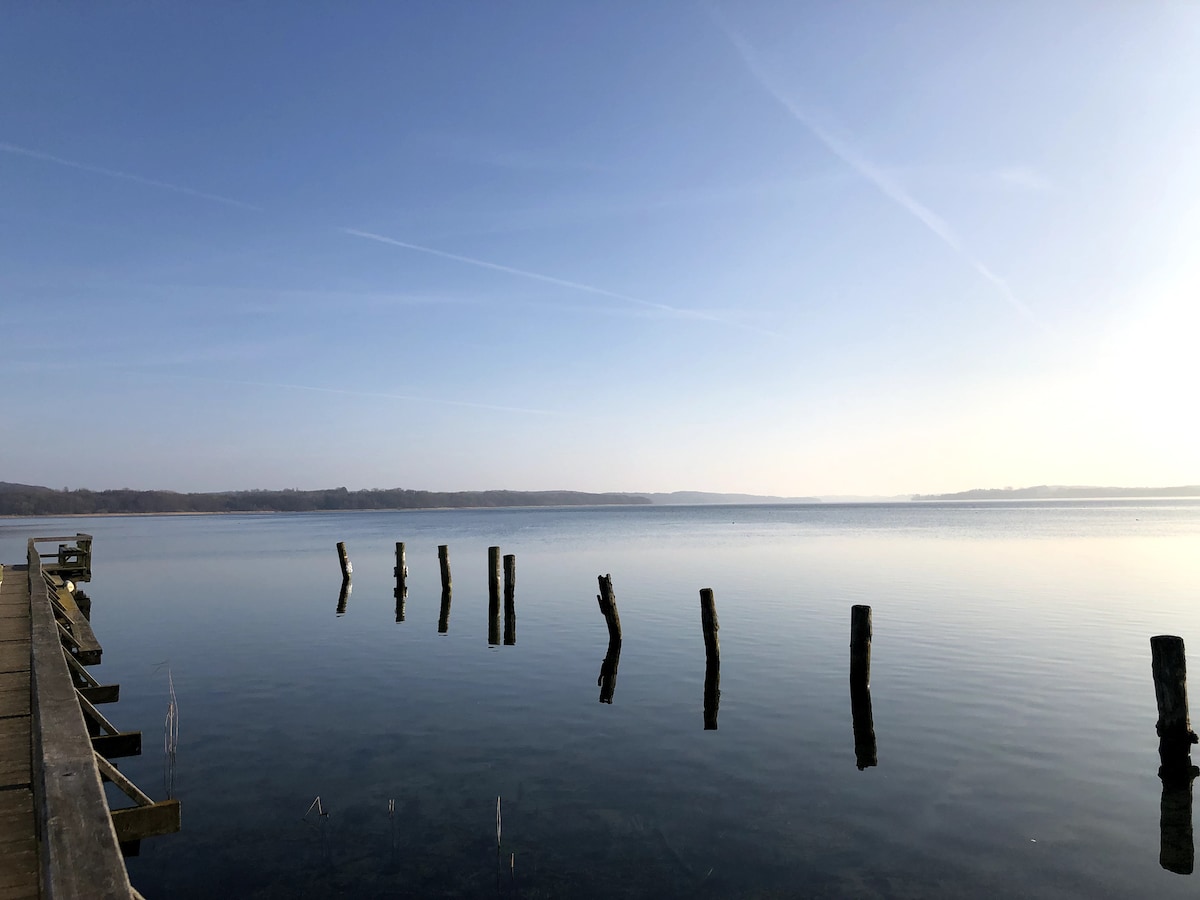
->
<box><xmin>3</xmin><ymin>2</ymin><xmax>1198</xmax><ymax>496</ymax></box>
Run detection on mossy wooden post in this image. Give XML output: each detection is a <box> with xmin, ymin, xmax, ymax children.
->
<box><xmin>336</xmin><ymin>542</ymin><xmax>352</xmax><ymax>580</ymax></box>
<box><xmin>1152</xmin><ymin>635</ymin><xmax>1200</xmax><ymax>873</ymax></box>
<box><xmin>597</xmin><ymin>574</ymin><xmax>621</xmax><ymax>643</ymax></box>
<box><xmin>393</xmin><ymin>542</ymin><xmax>407</xmax><ymax>622</ymax></box>
<box><xmin>438</xmin><ymin>545</ymin><xmax>452</xmax><ymax>594</ymax></box>
<box><xmin>503</xmin><ymin>554</ymin><xmax>516</xmax><ymax>646</ymax></box>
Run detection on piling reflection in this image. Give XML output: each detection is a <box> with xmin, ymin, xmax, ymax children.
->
<box><xmin>850</xmin><ymin>678</ymin><xmax>878</xmax><ymax>769</ymax></box>
<box><xmin>1159</xmin><ymin>742</ymin><xmax>1199</xmax><ymax>874</ymax></box>
<box><xmin>336</xmin><ymin>579</ymin><xmax>351</xmax><ymax>616</ymax></box>
<box><xmin>488</xmin><ymin>593</ymin><xmax>501</xmax><ymax>646</ymax></box>
<box><xmin>503</xmin><ymin>554</ymin><xmax>516</xmax><ymax>646</ymax></box>
<box><xmin>438</xmin><ymin>587</ymin><xmax>452</xmax><ymax>634</ymax></box>
<box><xmin>703</xmin><ymin>657</ymin><xmax>720</xmax><ymax>730</ymax></box>
<box><xmin>597</xmin><ymin>638</ymin><xmax>621</xmax><ymax>703</ymax></box>
<box><xmin>394</xmin><ymin>584</ymin><xmax>406</xmax><ymax>623</ymax></box>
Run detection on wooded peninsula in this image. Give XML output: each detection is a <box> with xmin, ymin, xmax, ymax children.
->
<box><xmin>0</xmin><ymin>483</ymin><xmax>650</xmax><ymax>516</ymax></box>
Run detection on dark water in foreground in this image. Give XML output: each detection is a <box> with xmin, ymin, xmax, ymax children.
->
<box><xmin>3</xmin><ymin>501</ymin><xmax>1199</xmax><ymax>898</ymax></box>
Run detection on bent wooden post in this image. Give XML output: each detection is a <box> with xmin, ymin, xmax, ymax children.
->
<box><xmin>597</xmin><ymin>574</ymin><xmax>621</xmax><ymax>643</ymax></box>
<box><xmin>336</xmin><ymin>542</ymin><xmax>352</xmax><ymax>580</ymax></box>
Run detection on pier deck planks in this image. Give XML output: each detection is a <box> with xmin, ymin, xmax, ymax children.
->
<box><xmin>0</xmin><ymin>565</ymin><xmax>38</xmax><ymax>899</ymax></box>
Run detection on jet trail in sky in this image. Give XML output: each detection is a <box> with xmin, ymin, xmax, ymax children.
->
<box><xmin>0</xmin><ymin>141</ymin><xmax>261</xmax><ymax>210</ymax></box>
<box><xmin>339</xmin><ymin>227</ymin><xmax>746</xmax><ymax>327</ymax></box>
<box><xmin>716</xmin><ymin>22</ymin><xmax>1043</xmax><ymax>329</ymax></box>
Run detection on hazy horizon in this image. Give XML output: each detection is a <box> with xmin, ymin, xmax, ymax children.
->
<box><xmin>4</xmin><ymin>4</ymin><xmax>1198</xmax><ymax>496</ymax></box>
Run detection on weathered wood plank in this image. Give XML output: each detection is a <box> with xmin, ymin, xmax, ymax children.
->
<box><xmin>0</xmin><ymin>716</ymin><xmax>31</xmax><ymax>788</ymax></box>
<box><xmin>91</xmin><ymin>732</ymin><xmax>142</xmax><ymax>759</ymax></box>
<box><xmin>27</xmin><ymin>544</ymin><xmax>132</xmax><ymax>898</ymax></box>
<box><xmin>0</xmin><ymin>643</ymin><xmax>28</xmax><ymax>677</ymax></box>
<box><xmin>0</xmin><ymin>670</ymin><xmax>31</xmax><ymax>719</ymax></box>
<box><xmin>110</xmin><ymin>800</ymin><xmax>181</xmax><ymax>843</ymax></box>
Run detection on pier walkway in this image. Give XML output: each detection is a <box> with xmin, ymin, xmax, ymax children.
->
<box><xmin>0</xmin><ymin>537</ymin><xmax>178</xmax><ymax>899</ymax></box>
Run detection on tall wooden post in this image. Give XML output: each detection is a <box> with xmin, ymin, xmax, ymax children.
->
<box><xmin>336</xmin><ymin>542</ymin><xmax>352</xmax><ymax>580</ymax></box>
<box><xmin>503</xmin><ymin>554</ymin><xmax>516</xmax><ymax>646</ymax></box>
<box><xmin>487</xmin><ymin>547</ymin><xmax>501</xmax><ymax>646</ymax></box>
<box><xmin>597</xmin><ymin>575</ymin><xmax>622</xmax><ymax>643</ymax></box>
<box><xmin>849</xmin><ymin>605</ymin><xmax>877</xmax><ymax>768</ymax></box>
<box><xmin>1152</xmin><ymin>635</ymin><xmax>1199</xmax><ymax>873</ymax></box>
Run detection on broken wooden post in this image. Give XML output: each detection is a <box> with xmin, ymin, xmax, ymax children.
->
<box><xmin>336</xmin><ymin>542</ymin><xmax>352</xmax><ymax>581</ymax></box>
<box><xmin>1152</xmin><ymin>635</ymin><xmax>1200</xmax><ymax>873</ymax></box>
<box><xmin>700</xmin><ymin>588</ymin><xmax>719</xmax><ymax>666</ymax></box>
<box><xmin>596</xmin><ymin>574</ymin><xmax>622</xmax><ymax>643</ymax></box>
<box><xmin>503</xmin><ymin>554</ymin><xmax>516</xmax><ymax>646</ymax></box>
<box><xmin>850</xmin><ymin>604</ymin><xmax>871</xmax><ymax>686</ymax></box>
<box><xmin>438</xmin><ymin>545</ymin><xmax>452</xmax><ymax>593</ymax></box>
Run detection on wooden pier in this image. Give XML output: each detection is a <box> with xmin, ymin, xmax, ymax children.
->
<box><xmin>0</xmin><ymin>536</ymin><xmax>178</xmax><ymax>899</ymax></box>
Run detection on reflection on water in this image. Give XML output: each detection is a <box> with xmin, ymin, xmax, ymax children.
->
<box><xmin>597</xmin><ymin>637</ymin><xmax>620</xmax><ymax>704</ymax></box>
<box><xmin>437</xmin><ymin>586</ymin><xmax>451</xmax><ymax>634</ymax></box>
<box><xmin>336</xmin><ymin>578</ymin><xmax>351</xmax><ymax>616</ymax></box>
<box><xmin>850</xmin><ymin>678</ymin><xmax>877</xmax><ymax>770</ymax></box>
<box><xmin>703</xmin><ymin>657</ymin><xmax>720</xmax><ymax>730</ymax></box>
<box><xmin>6</xmin><ymin>501</ymin><xmax>1198</xmax><ymax>898</ymax></box>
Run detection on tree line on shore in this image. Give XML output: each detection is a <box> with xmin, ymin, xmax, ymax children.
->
<box><xmin>0</xmin><ymin>483</ymin><xmax>651</xmax><ymax>516</ymax></box>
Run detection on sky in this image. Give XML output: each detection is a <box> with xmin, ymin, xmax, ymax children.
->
<box><xmin>2</xmin><ymin>2</ymin><xmax>1199</xmax><ymax>497</ymax></box>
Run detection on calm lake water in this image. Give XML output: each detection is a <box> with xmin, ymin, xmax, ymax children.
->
<box><xmin>3</xmin><ymin>501</ymin><xmax>1199</xmax><ymax>898</ymax></box>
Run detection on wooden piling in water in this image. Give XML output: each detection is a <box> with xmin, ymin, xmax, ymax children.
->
<box><xmin>438</xmin><ymin>587</ymin><xmax>451</xmax><ymax>634</ymax></box>
<box><xmin>336</xmin><ymin>542</ymin><xmax>352</xmax><ymax>580</ymax></box>
<box><xmin>596</xmin><ymin>574</ymin><xmax>621</xmax><ymax>643</ymax></box>
<box><xmin>503</xmin><ymin>554</ymin><xmax>516</xmax><ymax>645</ymax></box>
<box><xmin>393</xmin><ymin>542</ymin><xmax>408</xmax><ymax>622</ymax></box>
<box><xmin>1152</xmin><ymin>636</ymin><xmax>1198</xmax><ymax>748</ymax></box>
<box><xmin>850</xmin><ymin>678</ymin><xmax>878</xmax><ymax>769</ymax></box>
<box><xmin>1152</xmin><ymin>635</ymin><xmax>1200</xmax><ymax>873</ymax></box>
<box><xmin>438</xmin><ymin>545</ymin><xmax>452</xmax><ymax>593</ymax></box>
<box><xmin>850</xmin><ymin>605</ymin><xmax>872</xmax><ymax>686</ymax></box>
<box><xmin>700</xmin><ymin>589</ymin><xmax>719</xmax><ymax>666</ymax></box>
<box><xmin>487</xmin><ymin>547</ymin><xmax>501</xmax><ymax>645</ymax></box>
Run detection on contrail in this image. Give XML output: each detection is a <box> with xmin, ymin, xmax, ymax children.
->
<box><xmin>716</xmin><ymin>21</ymin><xmax>1043</xmax><ymax>329</ymax></box>
<box><xmin>339</xmin><ymin>227</ymin><xmax>751</xmax><ymax>328</ymax></box>
<box><xmin>0</xmin><ymin>141</ymin><xmax>261</xmax><ymax>211</ymax></box>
